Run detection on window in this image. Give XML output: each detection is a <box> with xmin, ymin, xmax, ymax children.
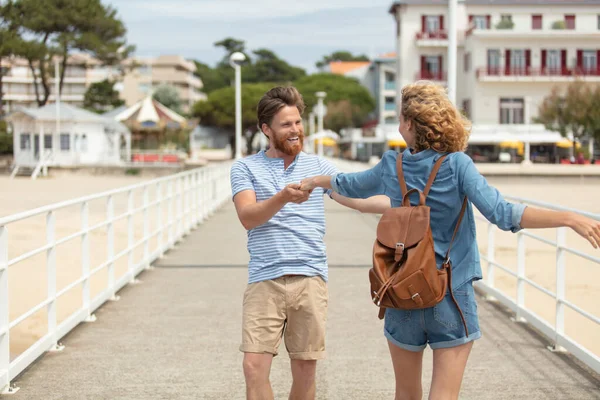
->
<box><xmin>80</xmin><ymin>134</ymin><xmax>88</xmax><ymax>152</ymax></box>
<box><xmin>511</xmin><ymin>50</ymin><xmax>526</xmax><ymax>71</ymax></box>
<box><xmin>462</xmin><ymin>99</ymin><xmax>471</xmax><ymax>119</ymax></box>
<box><xmin>60</xmin><ymin>133</ymin><xmax>70</xmax><ymax>151</ymax></box>
<box><xmin>20</xmin><ymin>133</ymin><xmax>31</xmax><ymax>150</ymax></box>
<box><xmin>487</xmin><ymin>49</ymin><xmax>501</xmax><ymax>74</ymax></box>
<box><xmin>565</xmin><ymin>15</ymin><xmax>575</xmax><ymax>30</ymax></box>
<box><xmin>137</xmin><ymin>65</ymin><xmax>152</xmax><ymax>75</ymax></box>
<box><xmin>501</xmin><ymin>15</ymin><xmax>512</xmax><ymax>24</ymax></box>
<box><xmin>426</xmin><ymin>15</ymin><xmax>441</xmax><ymax>33</ymax></box>
<box><xmin>464</xmin><ymin>52</ymin><xmax>471</xmax><ymax>72</ymax></box>
<box><xmin>598</xmin><ymin>15</ymin><xmax>600</xmax><ymax>30</ymax></box>
<box><xmin>44</xmin><ymin>134</ymin><xmax>52</xmax><ymax>150</ymax></box>
<box><xmin>582</xmin><ymin>50</ymin><xmax>598</xmax><ymax>72</ymax></box>
<box><xmin>472</xmin><ymin>15</ymin><xmax>489</xmax><ymax>29</ymax></box>
<box><xmin>500</xmin><ymin>98</ymin><xmax>524</xmax><ymax>124</ymax></box>
<box><xmin>425</xmin><ymin>56</ymin><xmax>440</xmax><ymax>75</ymax></box>
<box><xmin>547</xmin><ymin>50</ymin><xmax>561</xmax><ymax>72</ymax></box>
<box><xmin>532</xmin><ymin>15</ymin><xmax>542</xmax><ymax>30</ymax></box>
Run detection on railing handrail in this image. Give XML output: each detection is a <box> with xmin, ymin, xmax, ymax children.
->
<box><xmin>0</xmin><ymin>160</ymin><xmax>233</xmax><ymax>394</ymax></box>
<box><xmin>0</xmin><ymin>163</ymin><xmax>226</xmax><ymax>226</ymax></box>
<box><xmin>504</xmin><ymin>195</ymin><xmax>600</xmax><ymax>221</ymax></box>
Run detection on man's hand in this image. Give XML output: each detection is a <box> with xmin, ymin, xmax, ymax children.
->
<box><xmin>281</xmin><ymin>183</ymin><xmax>312</xmax><ymax>204</ymax></box>
<box><xmin>299</xmin><ymin>177</ymin><xmax>317</xmax><ymax>191</ymax></box>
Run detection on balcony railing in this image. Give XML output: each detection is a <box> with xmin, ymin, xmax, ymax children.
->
<box><xmin>415</xmin><ymin>71</ymin><xmax>447</xmax><ymax>81</ymax></box>
<box><xmin>415</xmin><ymin>30</ymin><xmax>448</xmax><ymax>40</ymax></box>
<box><xmin>477</xmin><ymin>66</ymin><xmax>600</xmax><ymax>78</ymax></box>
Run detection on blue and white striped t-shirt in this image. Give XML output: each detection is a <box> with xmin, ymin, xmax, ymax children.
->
<box><xmin>230</xmin><ymin>150</ymin><xmax>338</xmax><ymax>284</ymax></box>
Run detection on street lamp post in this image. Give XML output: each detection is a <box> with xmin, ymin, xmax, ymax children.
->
<box><xmin>229</xmin><ymin>52</ymin><xmax>246</xmax><ymax>159</ymax></box>
<box><xmin>315</xmin><ymin>91</ymin><xmax>326</xmax><ymax>156</ymax></box>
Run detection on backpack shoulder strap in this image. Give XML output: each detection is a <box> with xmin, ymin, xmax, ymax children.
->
<box><xmin>444</xmin><ymin>197</ymin><xmax>468</xmax><ymax>264</ymax></box>
<box><xmin>423</xmin><ymin>155</ymin><xmax>447</xmax><ymax>197</ymax></box>
<box><xmin>396</xmin><ymin>153</ymin><xmax>408</xmax><ymax>197</ymax></box>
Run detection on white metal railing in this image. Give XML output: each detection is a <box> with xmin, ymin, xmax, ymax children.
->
<box><xmin>474</xmin><ymin>196</ymin><xmax>600</xmax><ymax>375</ymax></box>
<box><xmin>0</xmin><ymin>161</ymin><xmax>232</xmax><ymax>394</ymax></box>
<box><xmin>327</xmin><ymin>157</ymin><xmax>600</xmax><ymax>374</ymax></box>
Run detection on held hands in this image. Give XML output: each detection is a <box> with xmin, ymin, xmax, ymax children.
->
<box><xmin>569</xmin><ymin>213</ymin><xmax>600</xmax><ymax>249</ymax></box>
<box><xmin>299</xmin><ymin>177</ymin><xmax>316</xmax><ymax>192</ymax></box>
<box><xmin>281</xmin><ymin>183</ymin><xmax>312</xmax><ymax>204</ymax></box>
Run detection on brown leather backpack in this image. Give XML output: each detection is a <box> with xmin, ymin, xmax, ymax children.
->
<box><xmin>369</xmin><ymin>153</ymin><xmax>469</xmax><ymax>335</ymax></box>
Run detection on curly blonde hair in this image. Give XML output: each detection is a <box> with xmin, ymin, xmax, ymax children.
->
<box><xmin>401</xmin><ymin>81</ymin><xmax>471</xmax><ymax>153</ymax></box>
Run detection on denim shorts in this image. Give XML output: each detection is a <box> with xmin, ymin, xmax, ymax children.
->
<box><xmin>384</xmin><ymin>280</ymin><xmax>481</xmax><ymax>351</ymax></box>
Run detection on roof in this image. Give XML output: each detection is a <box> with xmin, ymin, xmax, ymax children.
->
<box><xmin>6</xmin><ymin>103</ymin><xmax>129</xmax><ymax>134</ymax></box>
<box><xmin>328</xmin><ymin>61</ymin><xmax>371</xmax><ymax>75</ymax></box>
<box><xmin>390</xmin><ymin>0</ymin><xmax>600</xmax><ymax>9</ymax></box>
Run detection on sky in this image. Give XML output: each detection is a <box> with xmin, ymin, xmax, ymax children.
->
<box><xmin>106</xmin><ymin>0</ymin><xmax>396</xmax><ymax>73</ymax></box>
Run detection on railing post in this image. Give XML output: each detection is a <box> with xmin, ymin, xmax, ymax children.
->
<box><xmin>0</xmin><ymin>226</ymin><xmax>17</xmax><ymax>394</ymax></box>
<box><xmin>551</xmin><ymin>227</ymin><xmax>567</xmax><ymax>352</ymax></box>
<box><xmin>515</xmin><ymin>231</ymin><xmax>526</xmax><ymax>322</ymax></box>
<box><xmin>107</xmin><ymin>195</ymin><xmax>118</xmax><ymax>301</ymax></box>
<box><xmin>46</xmin><ymin>211</ymin><xmax>63</xmax><ymax>352</ymax></box>
<box><xmin>81</xmin><ymin>202</ymin><xmax>94</xmax><ymax>321</ymax></box>
<box><xmin>177</xmin><ymin>177</ymin><xmax>183</xmax><ymax>241</ymax></box>
<box><xmin>183</xmin><ymin>174</ymin><xmax>190</xmax><ymax>235</ymax></box>
<box><xmin>199</xmin><ymin>171</ymin><xmax>204</xmax><ymax>224</ymax></box>
<box><xmin>156</xmin><ymin>182</ymin><xmax>164</xmax><ymax>257</ymax></box>
<box><xmin>168</xmin><ymin>180</ymin><xmax>174</xmax><ymax>248</ymax></box>
<box><xmin>127</xmin><ymin>190</ymin><xmax>137</xmax><ymax>283</ymax></box>
<box><xmin>143</xmin><ymin>186</ymin><xmax>150</xmax><ymax>269</ymax></box>
<box><xmin>202</xmin><ymin>169</ymin><xmax>208</xmax><ymax>220</ymax></box>
<box><xmin>190</xmin><ymin>172</ymin><xmax>198</xmax><ymax>227</ymax></box>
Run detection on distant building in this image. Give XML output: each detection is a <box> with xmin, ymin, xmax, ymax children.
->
<box><xmin>6</xmin><ymin>103</ymin><xmax>131</xmax><ymax>168</ymax></box>
<box><xmin>0</xmin><ymin>54</ymin><xmax>206</xmax><ymax>114</ymax></box>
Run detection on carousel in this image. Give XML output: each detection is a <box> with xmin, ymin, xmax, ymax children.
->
<box><xmin>110</xmin><ymin>95</ymin><xmax>188</xmax><ymax>149</ymax></box>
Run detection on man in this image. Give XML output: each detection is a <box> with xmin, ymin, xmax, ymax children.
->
<box><xmin>230</xmin><ymin>86</ymin><xmax>386</xmax><ymax>400</ymax></box>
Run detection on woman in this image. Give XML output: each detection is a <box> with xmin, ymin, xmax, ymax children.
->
<box><xmin>300</xmin><ymin>81</ymin><xmax>600</xmax><ymax>399</ymax></box>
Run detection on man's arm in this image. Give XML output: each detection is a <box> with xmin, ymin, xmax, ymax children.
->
<box><xmin>330</xmin><ymin>192</ymin><xmax>391</xmax><ymax>214</ymax></box>
<box><xmin>233</xmin><ymin>184</ymin><xmax>311</xmax><ymax>230</ymax></box>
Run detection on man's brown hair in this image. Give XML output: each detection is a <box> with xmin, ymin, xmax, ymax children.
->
<box><xmin>257</xmin><ymin>86</ymin><xmax>306</xmax><ymax>130</ymax></box>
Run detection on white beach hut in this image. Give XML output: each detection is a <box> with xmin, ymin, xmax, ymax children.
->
<box><xmin>6</xmin><ymin>103</ymin><xmax>131</xmax><ymax>169</ymax></box>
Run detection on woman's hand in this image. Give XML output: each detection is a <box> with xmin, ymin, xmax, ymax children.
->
<box><xmin>568</xmin><ymin>213</ymin><xmax>600</xmax><ymax>249</ymax></box>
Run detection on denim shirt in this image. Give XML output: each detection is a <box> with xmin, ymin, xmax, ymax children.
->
<box><xmin>331</xmin><ymin>149</ymin><xmax>527</xmax><ymax>289</ymax></box>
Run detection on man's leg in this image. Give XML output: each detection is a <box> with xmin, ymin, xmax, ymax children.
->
<box><xmin>284</xmin><ymin>276</ymin><xmax>328</xmax><ymax>400</ymax></box>
<box><xmin>243</xmin><ymin>353</ymin><xmax>275</xmax><ymax>400</ymax></box>
<box><xmin>289</xmin><ymin>359</ymin><xmax>317</xmax><ymax>400</ymax></box>
<box><xmin>240</xmin><ymin>279</ymin><xmax>286</xmax><ymax>400</ymax></box>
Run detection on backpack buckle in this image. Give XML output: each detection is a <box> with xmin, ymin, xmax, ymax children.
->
<box><xmin>395</xmin><ymin>243</ymin><xmax>405</xmax><ymax>262</ymax></box>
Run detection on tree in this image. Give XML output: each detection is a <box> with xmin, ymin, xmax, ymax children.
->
<box><xmin>83</xmin><ymin>79</ymin><xmax>124</xmax><ymax>114</ymax></box>
<box><xmin>153</xmin><ymin>84</ymin><xmax>183</xmax><ymax>114</ymax></box>
<box><xmin>294</xmin><ymin>73</ymin><xmax>376</xmax><ymax>130</ymax></box>
<box><xmin>5</xmin><ymin>0</ymin><xmax>133</xmax><ymax>107</ymax></box>
<box><xmin>536</xmin><ymin>81</ymin><xmax>600</xmax><ymax>158</ymax></box>
<box><xmin>0</xmin><ymin>120</ymin><xmax>11</xmax><ymax>154</ymax></box>
<box><xmin>0</xmin><ymin>2</ymin><xmax>21</xmax><ymax>115</ymax></box>
<box><xmin>192</xmin><ymin>83</ymin><xmax>274</xmax><ymax>156</ymax></box>
<box><xmin>214</xmin><ymin>37</ymin><xmax>250</xmax><ymax>66</ymax></box>
<box><xmin>243</xmin><ymin>48</ymin><xmax>306</xmax><ymax>84</ymax></box>
<box><xmin>193</xmin><ymin>60</ymin><xmax>230</xmax><ymax>94</ymax></box>
<box><xmin>315</xmin><ymin>51</ymin><xmax>369</xmax><ymax>70</ymax></box>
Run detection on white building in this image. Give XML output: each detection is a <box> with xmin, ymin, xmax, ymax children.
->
<box><xmin>389</xmin><ymin>0</ymin><xmax>600</xmax><ymax>160</ymax></box>
<box><xmin>6</xmin><ymin>103</ymin><xmax>131</xmax><ymax>168</ymax></box>
<box><xmin>390</xmin><ymin>0</ymin><xmax>600</xmax><ymax>125</ymax></box>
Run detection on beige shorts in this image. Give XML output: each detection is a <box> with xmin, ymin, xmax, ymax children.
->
<box><xmin>240</xmin><ymin>275</ymin><xmax>328</xmax><ymax>360</ymax></box>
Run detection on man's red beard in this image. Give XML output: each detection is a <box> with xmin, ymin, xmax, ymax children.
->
<box><xmin>273</xmin><ymin>131</ymin><xmax>305</xmax><ymax>156</ymax></box>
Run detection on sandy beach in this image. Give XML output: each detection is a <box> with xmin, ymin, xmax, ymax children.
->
<box><xmin>2</xmin><ymin>171</ymin><xmax>600</xmax><ymax>362</ymax></box>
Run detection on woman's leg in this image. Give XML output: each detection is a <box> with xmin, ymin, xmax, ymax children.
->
<box><xmin>388</xmin><ymin>340</ymin><xmax>425</xmax><ymax>400</ymax></box>
<box><xmin>429</xmin><ymin>341</ymin><xmax>473</xmax><ymax>400</ymax></box>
